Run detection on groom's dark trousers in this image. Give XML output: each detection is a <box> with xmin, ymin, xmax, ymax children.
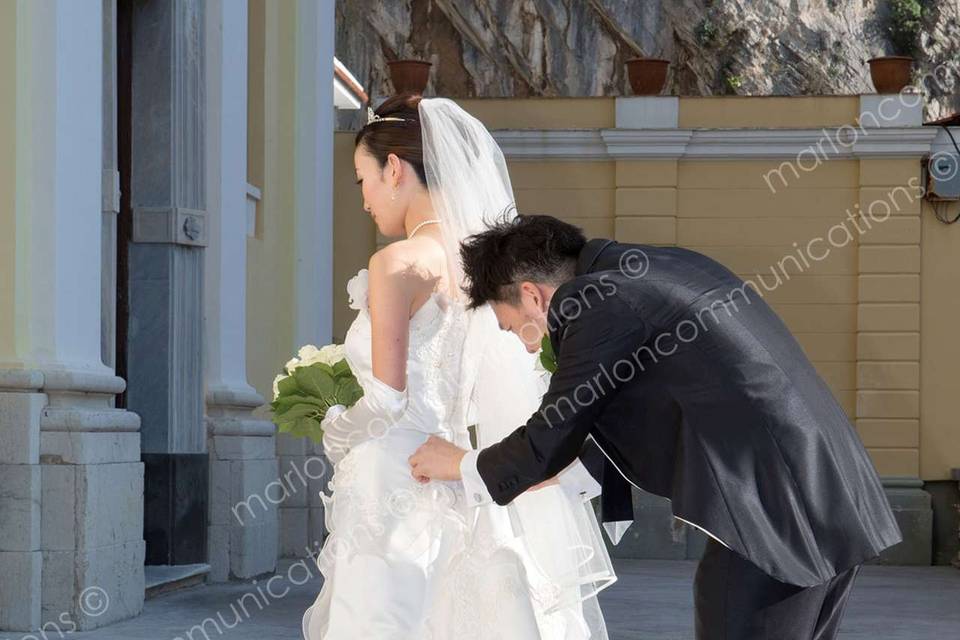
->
<box><xmin>473</xmin><ymin>238</ymin><xmax>902</xmax><ymax>640</ymax></box>
<box><xmin>694</xmin><ymin>539</ymin><xmax>860</xmax><ymax>640</ymax></box>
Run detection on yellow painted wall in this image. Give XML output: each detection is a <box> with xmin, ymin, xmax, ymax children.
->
<box><xmin>920</xmin><ymin>197</ymin><xmax>960</xmax><ymax>479</ymax></box>
<box><xmin>678</xmin><ymin>96</ymin><xmax>860</xmax><ymax>129</ymax></box>
<box><xmin>332</xmin><ymin>131</ymin><xmax>377</xmax><ymax>342</ymax></box>
<box><xmin>246</xmin><ymin>0</ymin><xmax>297</xmax><ymax>418</ymax></box>
<box><xmin>856</xmin><ymin>159</ymin><xmax>924</xmax><ymax>478</ymax></box>
<box><xmin>330</xmin><ymin>95</ymin><xmax>957</xmax><ymax>480</ymax></box>
<box><xmin>509</xmin><ymin>161</ymin><xmax>616</xmax><ymax>238</ymax></box>
<box><xmin>601</xmin><ymin>157</ymin><xmax>858</xmax><ymax>422</ymax></box>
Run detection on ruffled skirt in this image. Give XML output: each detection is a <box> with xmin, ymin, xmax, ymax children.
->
<box><xmin>302</xmin><ymin>428</ymin><xmax>612</xmax><ymax>640</ymax></box>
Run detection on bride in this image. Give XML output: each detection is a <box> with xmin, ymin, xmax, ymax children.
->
<box><xmin>301</xmin><ymin>94</ymin><xmax>617</xmax><ymax>639</ymax></box>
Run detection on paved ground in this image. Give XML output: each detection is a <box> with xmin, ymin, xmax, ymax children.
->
<box><xmin>58</xmin><ymin>559</ymin><xmax>960</xmax><ymax>640</ymax></box>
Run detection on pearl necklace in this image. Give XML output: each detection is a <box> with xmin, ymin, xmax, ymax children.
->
<box><xmin>408</xmin><ymin>219</ymin><xmax>441</xmax><ymax>238</ymax></box>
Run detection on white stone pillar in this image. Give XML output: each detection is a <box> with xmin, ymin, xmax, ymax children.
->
<box><xmin>101</xmin><ymin>0</ymin><xmax>121</xmax><ymax>372</ymax></box>
<box><xmin>0</xmin><ymin>0</ymin><xmax>143</xmax><ymax>632</ymax></box>
<box><xmin>294</xmin><ymin>0</ymin><xmax>335</xmax><ymax>348</ymax></box>
<box><xmin>274</xmin><ymin>0</ymin><xmax>337</xmax><ymax>565</ymax></box>
<box><xmin>204</xmin><ymin>0</ymin><xmax>279</xmax><ymax>581</ymax></box>
<box><xmin>0</xmin><ymin>0</ymin><xmax>40</xmax><ymax>627</ymax></box>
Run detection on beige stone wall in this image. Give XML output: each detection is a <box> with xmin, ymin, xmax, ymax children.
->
<box><xmin>920</xmin><ymin>199</ymin><xmax>960</xmax><ymax>480</ymax></box>
<box><xmin>331</xmin><ymin>96</ymin><xmax>960</xmax><ymax>481</ymax></box>
<box><xmin>678</xmin><ymin>96</ymin><xmax>861</xmax><ymax>129</ymax></box>
<box><xmin>332</xmin><ymin>131</ymin><xmax>378</xmax><ymax>342</ymax></box>
<box><xmin>856</xmin><ymin>159</ymin><xmax>923</xmax><ymax>478</ymax></box>
<box><xmin>246</xmin><ymin>0</ymin><xmax>298</xmax><ymax>419</ymax></box>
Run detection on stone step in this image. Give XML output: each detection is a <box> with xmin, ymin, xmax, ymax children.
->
<box><xmin>144</xmin><ymin>563</ymin><xmax>210</xmax><ymax>600</ymax></box>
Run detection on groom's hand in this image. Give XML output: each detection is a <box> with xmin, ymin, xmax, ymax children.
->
<box><xmin>409</xmin><ymin>435</ymin><xmax>467</xmax><ymax>483</ymax></box>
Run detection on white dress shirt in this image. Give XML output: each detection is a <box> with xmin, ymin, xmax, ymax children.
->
<box><xmin>459</xmin><ymin>448</ymin><xmax>601</xmax><ymax>507</ymax></box>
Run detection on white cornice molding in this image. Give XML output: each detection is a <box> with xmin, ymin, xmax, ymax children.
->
<box><xmin>684</xmin><ymin>129</ymin><xmax>831</xmax><ymax>158</ymax></box>
<box><xmin>492</xmin><ymin>127</ymin><xmax>941</xmax><ymax>161</ymax></box>
<box><xmin>851</xmin><ymin>127</ymin><xmax>940</xmax><ymax>157</ymax></box>
<box><xmin>494</xmin><ymin>130</ymin><xmax>609</xmax><ymax>160</ymax></box>
<box><xmin>601</xmin><ymin>129</ymin><xmax>693</xmax><ymax>158</ymax></box>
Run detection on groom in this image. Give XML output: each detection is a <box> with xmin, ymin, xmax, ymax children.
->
<box><xmin>409</xmin><ymin>215</ymin><xmax>902</xmax><ymax>640</ymax></box>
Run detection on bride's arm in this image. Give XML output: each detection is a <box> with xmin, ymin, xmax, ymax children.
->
<box><xmin>368</xmin><ymin>244</ymin><xmax>417</xmax><ymax>391</ymax></box>
<box><xmin>322</xmin><ymin>245</ymin><xmax>420</xmax><ymax>464</ymax></box>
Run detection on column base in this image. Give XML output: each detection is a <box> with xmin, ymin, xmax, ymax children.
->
<box><xmin>0</xmin><ymin>366</ymin><xmax>143</xmax><ymax>632</ymax></box>
<box><xmin>0</xmin><ymin>551</ymin><xmax>41</xmax><ymax>630</ymax></box>
<box><xmin>874</xmin><ymin>477</ymin><xmax>933</xmax><ymax>566</ymax></box>
<box><xmin>206</xmin><ymin>388</ymin><xmax>279</xmax><ymax>581</ymax></box>
<box><xmin>42</xmin><ymin>540</ymin><xmax>145</xmax><ymax>630</ymax></box>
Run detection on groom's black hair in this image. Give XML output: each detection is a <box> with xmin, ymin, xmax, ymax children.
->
<box><xmin>460</xmin><ymin>214</ymin><xmax>586</xmax><ymax>309</ymax></box>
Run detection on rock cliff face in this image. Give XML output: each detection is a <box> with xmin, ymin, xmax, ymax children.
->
<box><xmin>336</xmin><ymin>0</ymin><xmax>959</xmax><ymax>123</ymax></box>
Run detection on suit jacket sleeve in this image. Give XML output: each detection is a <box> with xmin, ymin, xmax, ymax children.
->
<box><xmin>476</xmin><ymin>287</ymin><xmax>647</xmax><ymax>506</ymax></box>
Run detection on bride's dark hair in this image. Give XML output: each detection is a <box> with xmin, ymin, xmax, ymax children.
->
<box><xmin>354</xmin><ymin>93</ymin><xmax>427</xmax><ymax>187</ymax></box>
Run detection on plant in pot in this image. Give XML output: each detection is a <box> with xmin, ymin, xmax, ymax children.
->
<box><xmin>625</xmin><ymin>56</ymin><xmax>670</xmax><ymax>96</ymax></box>
<box><xmin>868</xmin><ymin>0</ymin><xmax>923</xmax><ymax>93</ymax></box>
<box><xmin>387</xmin><ymin>59</ymin><xmax>432</xmax><ymax>94</ymax></box>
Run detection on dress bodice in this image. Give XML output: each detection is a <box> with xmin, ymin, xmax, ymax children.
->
<box><xmin>343</xmin><ymin>269</ymin><xmax>471</xmax><ymax>443</ymax></box>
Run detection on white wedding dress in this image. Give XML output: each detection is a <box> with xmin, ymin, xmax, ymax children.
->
<box><xmin>301</xmin><ymin>268</ymin><xmax>614</xmax><ymax>640</ymax></box>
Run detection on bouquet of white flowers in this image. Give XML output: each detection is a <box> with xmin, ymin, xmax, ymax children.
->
<box><xmin>270</xmin><ymin>344</ymin><xmax>363</xmax><ymax>444</ymax></box>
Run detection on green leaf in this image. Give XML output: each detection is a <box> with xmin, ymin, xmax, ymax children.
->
<box><xmin>332</xmin><ymin>359</ymin><xmax>352</xmax><ymax>378</ymax></box>
<box><xmin>293</xmin><ymin>366</ymin><xmax>337</xmax><ymax>402</ymax></box>
<box><xmin>272</xmin><ymin>394</ymin><xmax>325</xmax><ymax>414</ymax></box>
<box><xmin>276</xmin><ymin>375</ymin><xmax>301</xmax><ymax>397</ymax></box>
<box><xmin>274</xmin><ymin>402</ymin><xmax>322</xmax><ymax>422</ymax></box>
<box><xmin>334</xmin><ymin>377</ymin><xmax>364</xmax><ymax>406</ymax></box>
<box><xmin>345</xmin><ymin>384</ymin><xmax>364</xmax><ymax>406</ymax></box>
<box><xmin>539</xmin><ymin>334</ymin><xmax>557</xmax><ymax>373</ymax></box>
<box><xmin>307</xmin><ymin>362</ymin><xmax>335</xmax><ymax>377</ymax></box>
<box><xmin>299</xmin><ymin>417</ymin><xmax>325</xmax><ymax>444</ymax></box>
<box><xmin>277</xmin><ymin>416</ymin><xmax>323</xmax><ymax>443</ymax></box>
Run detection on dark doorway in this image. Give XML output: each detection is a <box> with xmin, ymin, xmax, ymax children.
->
<box><xmin>116</xmin><ymin>0</ymin><xmax>208</xmax><ymax>571</ymax></box>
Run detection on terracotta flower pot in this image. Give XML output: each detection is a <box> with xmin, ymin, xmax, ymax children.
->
<box><xmin>867</xmin><ymin>56</ymin><xmax>914</xmax><ymax>94</ymax></box>
<box><xmin>625</xmin><ymin>58</ymin><xmax>670</xmax><ymax>96</ymax></box>
<box><xmin>387</xmin><ymin>59</ymin><xmax>432</xmax><ymax>94</ymax></box>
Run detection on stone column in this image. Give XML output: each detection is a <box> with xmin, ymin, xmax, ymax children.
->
<box><xmin>0</xmin><ymin>4</ymin><xmax>38</xmax><ymax>629</ymax></box>
<box><xmin>102</xmin><ymin>0</ymin><xmax>120</xmax><ymax>373</ymax></box>
<box><xmin>276</xmin><ymin>0</ymin><xmax>337</xmax><ymax>564</ymax></box>
<box><xmin>204</xmin><ymin>0</ymin><xmax>279</xmax><ymax>581</ymax></box>
<box><xmin>0</xmin><ymin>0</ymin><xmax>144</xmax><ymax>631</ymax></box>
<box><xmin>128</xmin><ymin>0</ymin><xmax>208</xmax><ymax>565</ymax></box>
<box><xmin>293</xmin><ymin>0</ymin><xmax>335</xmax><ymax>348</ymax></box>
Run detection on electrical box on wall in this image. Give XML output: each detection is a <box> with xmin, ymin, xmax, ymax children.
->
<box><xmin>924</xmin><ymin>153</ymin><xmax>960</xmax><ymax>201</ymax></box>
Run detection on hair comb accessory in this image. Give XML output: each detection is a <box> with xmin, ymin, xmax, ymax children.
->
<box><xmin>366</xmin><ymin>106</ymin><xmax>407</xmax><ymax>126</ymax></box>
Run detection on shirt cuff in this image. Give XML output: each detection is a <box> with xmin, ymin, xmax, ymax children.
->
<box><xmin>557</xmin><ymin>460</ymin><xmax>602</xmax><ymax>502</ymax></box>
<box><xmin>460</xmin><ymin>449</ymin><xmax>493</xmax><ymax>507</ymax></box>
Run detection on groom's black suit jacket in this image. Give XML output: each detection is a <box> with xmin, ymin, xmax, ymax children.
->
<box><xmin>476</xmin><ymin>238</ymin><xmax>902</xmax><ymax>587</ymax></box>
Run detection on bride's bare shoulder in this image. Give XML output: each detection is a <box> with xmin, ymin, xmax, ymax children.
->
<box><xmin>368</xmin><ymin>238</ymin><xmax>443</xmax><ymax>293</ymax></box>
<box><xmin>369</xmin><ymin>238</ymin><xmax>418</xmax><ymax>273</ymax></box>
